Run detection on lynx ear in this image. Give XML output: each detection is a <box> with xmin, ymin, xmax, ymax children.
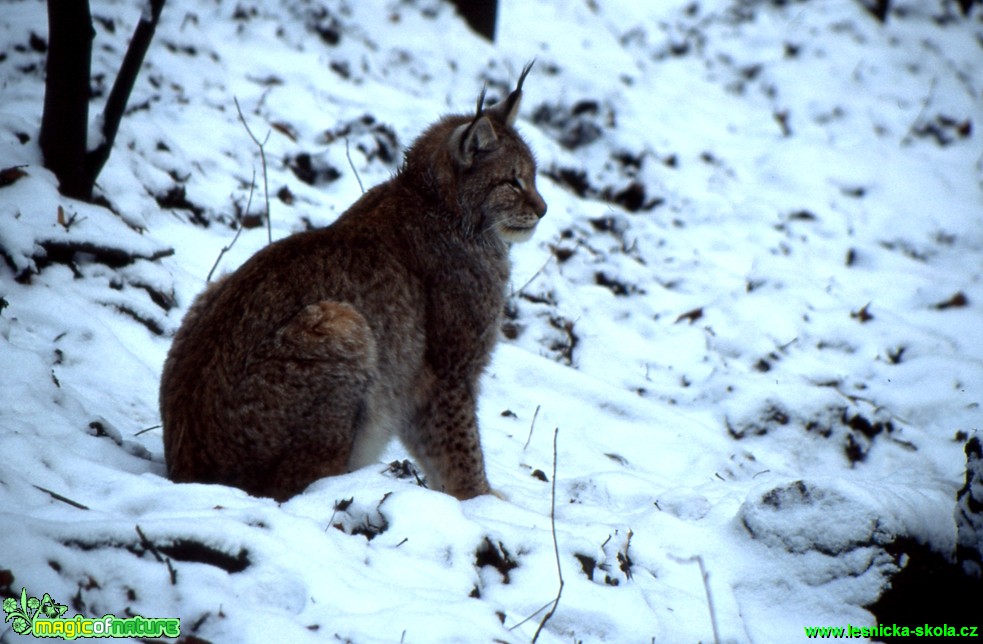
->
<box><xmin>487</xmin><ymin>60</ymin><xmax>534</xmax><ymax>127</ymax></box>
<box><xmin>450</xmin><ymin>116</ymin><xmax>499</xmax><ymax>168</ymax></box>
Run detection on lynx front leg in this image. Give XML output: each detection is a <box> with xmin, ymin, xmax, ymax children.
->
<box><xmin>407</xmin><ymin>382</ymin><xmax>492</xmax><ymax>500</ymax></box>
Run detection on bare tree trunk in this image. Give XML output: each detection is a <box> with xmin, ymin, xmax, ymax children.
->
<box><xmin>868</xmin><ymin>0</ymin><xmax>890</xmax><ymax>22</ymax></box>
<box><xmin>39</xmin><ymin>0</ymin><xmax>165</xmax><ymax>202</ymax></box>
<box><xmin>39</xmin><ymin>0</ymin><xmax>94</xmax><ymax>201</ymax></box>
<box><xmin>86</xmin><ymin>0</ymin><xmax>166</xmax><ymax>190</ymax></box>
<box><xmin>956</xmin><ymin>0</ymin><xmax>980</xmax><ymax>15</ymax></box>
<box><xmin>448</xmin><ymin>0</ymin><xmax>497</xmax><ymax>42</ymax></box>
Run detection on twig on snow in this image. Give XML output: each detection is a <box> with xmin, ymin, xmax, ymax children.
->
<box><xmin>345</xmin><ymin>137</ymin><xmax>365</xmax><ymax>194</ymax></box>
<box><xmin>508</xmin><ymin>426</ymin><xmax>563</xmax><ymax>637</ymax></box>
<box><xmin>512</xmin><ymin>253</ymin><xmax>554</xmax><ymax>298</ymax></box>
<box><xmin>669</xmin><ymin>554</ymin><xmax>721</xmax><ymax>644</ymax></box>
<box><xmin>901</xmin><ymin>76</ymin><xmax>937</xmax><ymax>147</ymax></box>
<box><xmin>134</xmin><ymin>424</ymin><xmax>161</xmax><ymax>436</ymax></box>
<box><xmin>531</xmin><ymin>426</ymin><xmax>563</xmax><ymax>643</ymax></box>
<box><xmin>207</xmin><ymin>168</ymin><xmax>255</xmax><ymax>283</ymax></box>
<box><xmin>523</xmin><ymin>404</ymin><xmax>541</xmax><ymax>451</ymax></box>
<box><xmin>233</xmin><ymin>96</ymin><xmax>272</xmax><ymax>244</ymax></box>
<box><xmin>509</xmin><ymin>599</ymin><xmax>552</xmax><ymax>634</ymax></box>
<box><xmin>135</xmin><ymin>525</ymin><xmax>164</xmax><ymax>563</ymax></box>
<box><xmin>135</xmin><ymin>525</ymin><xmax>178</xmax><ymax>584</ymax></box>
<box><xmin>33</xmin><ymin>485</ymin><xmax>89</xmax><ymax>510</ymax></box>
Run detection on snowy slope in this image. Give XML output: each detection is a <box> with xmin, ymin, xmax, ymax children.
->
<box><xmin>2</xmin><ymin>0</ymin><xmax>981</xmax><ymax>642</ymax></box>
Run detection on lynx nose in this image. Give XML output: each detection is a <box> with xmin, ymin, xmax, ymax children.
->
<box><xmin>531</xmin><ymin>192</ymin><xmax>547</xmax><ymax>219</ymax></box>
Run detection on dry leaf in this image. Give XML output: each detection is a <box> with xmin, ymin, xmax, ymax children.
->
<box><xmin>271</xmin><ymin>121</ymin><xmax>298</xmax><ymax>142</ymax></box>
<box><xmin>935</xmin><ymin>292</ymin><xmax>968</xmax><ymax>310</ymax></box>
<box><xmin>851</xmin><ymin>302</ymin><xmax>874</xmax><ymax>323</ymax></box>
<box><xmin>0</xmin><ymin>165</ymin><xmax>28</xmax><ymax>188</ymax></box>
<box><xmin>675</xmin><ymin>307</ymin><xmax>704</xmax><ymax>325</ymax></box>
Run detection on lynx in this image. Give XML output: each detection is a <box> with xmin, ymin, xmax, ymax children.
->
<box><xmin>160</xmin><ymin>64</ymin><xmax>546</xmax><ymax>501</ymax></box>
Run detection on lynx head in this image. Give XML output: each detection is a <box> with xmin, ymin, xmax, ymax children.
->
<box><xmin>406</xmin><ymin>62</ymin><xmax>547</xmax><ymax>244</ymax></box>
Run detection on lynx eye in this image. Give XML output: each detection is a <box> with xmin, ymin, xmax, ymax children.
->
<box><xmin>508</xmin><ymin>177</ymin><xmax>524</xmax><ymax>191</ymax></box>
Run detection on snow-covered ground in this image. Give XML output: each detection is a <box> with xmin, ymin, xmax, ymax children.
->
<box><xmin>2</xmin><ymin>0</ymin><xmax>981</xmax><ymax>641</ymax></box>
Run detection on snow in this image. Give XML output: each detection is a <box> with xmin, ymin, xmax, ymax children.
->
<box><xmin>2</xmin><ymin>0</ymin><xmax>982</xmax><ymax>642</ymax></box>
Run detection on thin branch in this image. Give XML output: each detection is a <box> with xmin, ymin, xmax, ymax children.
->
<box><xmin>134</xmin><ymin>424</ymin><xmax>161</xmax><ymax>437</ymax></box>
<box><xmin>234</xmin><ymin>96</ymin><xmax>272</xmax><ymax>244</ymax></box>
<box><xmin>33</xmin><ymin>485</ymin><xmax>89</xmax><ymax>510</ymax></box>
<box><xmin>136</xmin><ymin>525</ymin><xmax>177</xmax><ymax>584</ymax></box>
<box><xmin>512</xmin><ymin>253</ymin><xmax>554</xmax><ymax>297</ymax></box>
<box><xmin>900</xmin><ymin>76</ymin><xmax>938</xmax><ymax>147</ymax></box>
<box><xmin>165</xmin><ymin>557</ymin><xmax>177</xmax><ymax>585</ymax></box>
<box><xmin>532</xmin><ymin>427</ymin><xmax>563</xmax><ymax>643</ymax></box>
<box><xmin>670</xmin><ymin>554</ymin><xmax>721</xmax><ymax>644</ymax></box>
<box><xmin>345</xmin><ymin>137</ymin><xmax>365</xmax><ymax>194</ymax></box>
<box><xmin>135</xmin><ymin>525</ymin><xmax>164</xmax><ymax>562</ymax></box>
<box><xmin>508</xmin><ymin>599</ymin><xmax>553</xmax><ymax>633</ymax></box>
<box><xmin>207</xmin><ymin>169</ymin><xmax>255</xmax><ymax>282</ymax></box>
<box><xmin>522</xmin><ymin>404</ymin><xmax>541</xmax><ymax>450</ymax></box>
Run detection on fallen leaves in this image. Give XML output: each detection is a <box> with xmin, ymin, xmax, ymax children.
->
<box><xmin>0</xmin><ymin>165</ymin><xmax>28</xmax><ymax>188</ymax></box>
<box><xmin>851</xmin><ymin>302</ymin><xmax>874</xmax><ymax>323</ymax></box>
<box><xmin>675</xmin><ymin>307</ymin><xmax>704</xmax><ymax>325</ymax></box>
<box><xmin>934</xmin><ymin>291</ymin><xmax>969</xmax><ymax>310</ymax></box>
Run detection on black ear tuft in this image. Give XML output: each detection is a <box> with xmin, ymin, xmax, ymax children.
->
<box><xmin>488</xmin><ymin>60</ymin><xmax>535</xmax><ymax>127</ymax></box>
<box><xmin>475</xmin><ymin>84</ymin><xmax>488</xmax><ymax>118</ymax></box>
<box><xmin>515</xmin><ymin>59</ymin><xmax>535</xmax><ymax>93</ymax></box>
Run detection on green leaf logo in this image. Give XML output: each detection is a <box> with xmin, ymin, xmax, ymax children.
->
<box><xmin>2</xmin><ymin>588</ymin><xmax>37</xmax><ymax>635</ymax></box>
<box><xmin>3</xmin><ymin>588</ymin><xmax>69</xmax><ymax>636</ymax></box>
<box><xmin>39</xmin><ymin>594</ymin><xmax>68</xmax><ymax>619</ymax></box>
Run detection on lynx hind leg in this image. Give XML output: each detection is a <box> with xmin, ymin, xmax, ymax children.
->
<box><xmin>284</xmin><ymin>301</ymin><xmax>377</xmax><ymax>361</ymax></box>
<box><xmin>236</xmin><ymin>301</ymin><xmax>378</xmax><ymax>500</ymax></box>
